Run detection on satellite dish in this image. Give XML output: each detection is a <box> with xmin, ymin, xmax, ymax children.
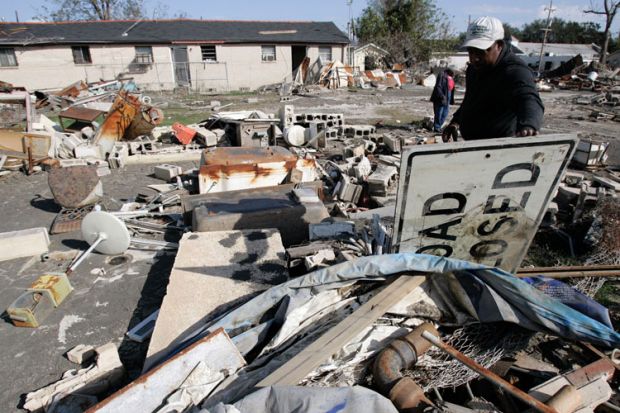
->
<box><xmin>81</xmin><ymin>211</ymin><xmax>131</xmax><ymax>255</ymax></box>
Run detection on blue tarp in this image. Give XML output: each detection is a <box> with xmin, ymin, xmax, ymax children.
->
<box><xmin>181</xmin><ymin>253</ymin><xmax>620</xmax><ymax>361</ymax></box>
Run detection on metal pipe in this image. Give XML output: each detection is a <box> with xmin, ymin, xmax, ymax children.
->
<box><xmin>421</xmin><ymin>331</ymin><xmax>559</xmax><ymax>413</ymax></box>
<box><xmin>373</xmin><ymin>323</ymin><xmax>439</xmax><ymax>411</ymax></box>
<box><xmin>66</xmin><ymin>233</ymin><xmax>106</xmax><ymax>275</ymax></box>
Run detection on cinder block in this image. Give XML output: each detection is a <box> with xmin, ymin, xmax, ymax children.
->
<box><xmin>66</xmin><ymin>344</ymin><xmax>96</xmax><ymax>364</ymax></box>
<box><xmin>74</xmin><ymin>144</ymin><xmax>102</xmax><ymax>159</ymax></box>
<box><xmin>154</xmin><ymin>164</ymin><xmax>183</xmax><ymax>181</ymax></box>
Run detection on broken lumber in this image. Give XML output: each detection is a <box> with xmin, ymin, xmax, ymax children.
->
<box><xmin>257</xmin><ymin>274</ymin><xmax>426</xmax><ymax>387</ymax></box>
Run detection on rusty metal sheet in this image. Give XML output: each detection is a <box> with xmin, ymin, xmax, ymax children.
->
<box><xmin>59</xmin><ymin>106</ymin><xmax>105</xmax><ymax>122</ymax></box>
<box><xmin>123</xmin><ymin>106</ymin><xmax>164</xmax><ymax>140</ymax></box>
<box><xmin>392</xmin><ymin>134</ymin><xmax>578</xmax><ymax>273</ymax></box>
<box><xmin>48</xmin><ymin>166</ymin><xmax>102</xmax><ymax>208</ymax></box>
<box><xmin>93</xmin><ymin>91</ymin><xmax>139</xmax><ymax>155</ymax></box>
<box><xmin>53</xmin><ymin>80</ymin><xmax>88</xmax><ymax>98</ymax></box>
<box><xmin>50</xmin><ymin>205</ymin><xmax>95</xmax><ymax>234</ymax></box>
<box><xmin>198</xmin><ymin>146</ymin><xmax>316</xmax><ymax>194</ymax></box>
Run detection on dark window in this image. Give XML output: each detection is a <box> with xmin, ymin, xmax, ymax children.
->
<box><xmin>135</xmin><ymin>46</ymin><xmax>153</xmax><ymax>64</ymax></box>
<box><xmin>0</xmin><ymin>48</ymin><xmax>17</xmax><ymax>67</ymax></box>
<box><xmin>261</xmin><ymin>45</ymin><xmax>276</xmax><ymax>62</ymax></box>
<box><xmin>201</xmin><ymin>45</ymin><xmax>217</xmax><ymax>62</ymax></box>
<box><xmin>72</xmin><ymin>46</ymin><xmax>92</xmax><ymax>64</ymax></box>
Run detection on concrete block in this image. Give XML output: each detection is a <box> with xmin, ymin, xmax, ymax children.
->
<box><xmin>279</xmin><ymin>104</ymin><xmax>295</xmax><ymax>130</ymax></box>
<box><xmin>367</xmin><ymin>164</ymin><xmax>398</xmax><ymax>196</ymax></box>
<box><xmin>592</xmin><ymin>174</ymin><xmax>620</xmax><ymax>191</ymax></box>
<box><xmin>337</xmin><ymin>175</ymin><xmax>363</xmax><ymax>203</ymax></box>
<box><xmin>188</xmin><ymin>125</ymin><xmax>218</xmax><ymax>147</ymax></box>
<box><xmin>563</xmin><ymin>171</ymin><xmax>585</xmax><ymax>187</ymax></box>
<box><xmin>304</xmin><ymin>248</ymin><xmax>336</xmax><ymax>270</ymax></box>
<box><xmin>153</xmin><ymin>164</ymin><xmax>183</xmax><ymax>181</ymax></box>
<box><xmin>108</xmin><ymin>143</ymin><xmax>129</xmax><ymax>169</ymax></box>
<box><xmin>293</xmin><ymin>187</ymin><xmax>321</xmax><ymax>203</ymax></box>
<box><xmin>59</xmin><ymin>159</ymin><xmax>89</xmax><ymax>168</ymax></box>
<box><xmin>144</xmin><ymin>230</ymin><xmax>287</xmax><ymax>371</ymax></box>
<box><xmin>309</xmin><ymin>221</ymin><xmax>355</xmax><ymax>240</ymax></box>
<box><xmin>350</xmin><ymin>156</ymin><xmax>372</xmax><ymax>180</ymax></box>
<box><xmin>344</xmin><ymin>143</ymin><xmax>366</xmax><ymax>158</ymax></box>
<box><xmin>383</xmin><ymin>134</ymin><xmax>402</xmax><ymax>153</ymax></box>
<box><xmin>74</xmin><ymin>144</ymin><xmax>102</xmax><ymax>159</ymax></box>
<box><xmin>66</xmin><ymin>344</ymin><xmax>96</xmax><ymax>364</ymax></box>
<box><xmin>0</xmin><ymin>227</ymin><xmax>50</xmax><ymax>262</ymax></box>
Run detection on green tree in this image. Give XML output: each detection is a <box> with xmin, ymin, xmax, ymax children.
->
<box><xmin>356</xmin><ymin>0</ymin><xmax>452</xmax><ymax>65</ymax></box>
<box><xmin>36</xmin><ymin>0</ymin><xmax>145</xmax><ymax>21</ymax></box>
<box><xmin>518</xmin><ymin>18</ymin><xmax>604</xmax><ymax>44</ymax></box>
<box><xmin>584</xmin><ymin>0</ymin><xmax>620</xmax><ymax>63</ymax></box>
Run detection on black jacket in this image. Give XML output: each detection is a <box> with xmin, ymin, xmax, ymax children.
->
<box><xmin>430</xmin><ymin>70</ymin><xmax>455</xmax><ymax>106</ymax></box>
<box><xmin>452</xmin><ymin>45</ymin><xmax>544</xmax><ymax>140</ymax></box>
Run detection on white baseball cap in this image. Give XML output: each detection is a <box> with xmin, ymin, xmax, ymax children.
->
<box><xmin>462</xmin><ymin>16</ymin><xmax>504</xmax><ymax>50</ymax></box>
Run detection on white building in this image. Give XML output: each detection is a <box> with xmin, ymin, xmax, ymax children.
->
<box><xmin>511</xmin><ymin>40</ymin><xmax>601</xmax><ymax>71</ymax></box>
<box><xmin>0</xmin><ymin>19</ymin><xmax>349</xmax><ymax>92</ymax></box>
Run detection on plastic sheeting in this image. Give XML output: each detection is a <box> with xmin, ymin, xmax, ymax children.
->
<box><xmin>182</xmin><ymin>254</ymin><xmax>620</xmax><ymax>351</ymax></box>
<box><xmin>170</xmin><ymin>253</ymin><xmax>620</xmax><ymax>407</ymax></box>
<box><xmin>203</xmin><ymin>386</ymin><xmax>398</xmax><ymax>413</ymax></box>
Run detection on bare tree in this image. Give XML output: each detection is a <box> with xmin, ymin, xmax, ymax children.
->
<box><xmin>36</xmin><ymin>0</ymin><xmax>145</xmax><ymax>21</ymax></box>
<box><xmin>584</xmin><ymin>0</ymin><xmax>620</xmax><ymax>64</ymax></box>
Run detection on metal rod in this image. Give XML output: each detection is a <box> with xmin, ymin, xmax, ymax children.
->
<box><xmin>66</xmin><ymin>233</ymin><xmax>106</xmax><ymax>275</ymax></box>
<box><xmin>517</xmin><ymin>264</ymin><xmax>620</xmax><ymax>273</ymax></box>
<box><xmin>517</xmin><ymin>270</ymin><xmax>620</xmax><ymax>279</ymax></box>
<box><xmin>421</xmin><ymin>331</ymin><xmax>559</xmax><ymax>413</ymax></box>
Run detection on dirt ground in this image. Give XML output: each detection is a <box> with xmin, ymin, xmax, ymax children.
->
<box><xmin>0</xmin><ymin>86</ymin><xmax>618</xmax><ymax>412</ymax></box>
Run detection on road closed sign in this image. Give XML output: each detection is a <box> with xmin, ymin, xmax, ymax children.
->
<box><xmin>392</xmin><ymin>134</ymin><xmax>578</xmax><ymax>273</ymax></box>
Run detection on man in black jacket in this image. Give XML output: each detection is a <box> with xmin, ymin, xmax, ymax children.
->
<box><xmin>442</xmin><ymin>16</ymin><xmax>544</xmax><ymax>141</ymax></box>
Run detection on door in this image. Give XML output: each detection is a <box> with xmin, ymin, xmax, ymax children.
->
<box><xmin>171</xmin><ymin>46</ymin><xmax>191</xmax><ymax>87</ymax></box>
<box><xmin>291</xmin><ymin>45</ymin><xmax>307</xmax><ymax>73</ymax></box>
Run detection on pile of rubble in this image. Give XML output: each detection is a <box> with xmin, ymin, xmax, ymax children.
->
<box><xmin>2</xmin><ymin>78</ymin><xmax>620</xmax><ymax>413</ymax></box>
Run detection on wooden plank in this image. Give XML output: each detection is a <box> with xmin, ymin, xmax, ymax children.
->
<box><xmin>257</xmin><ymin>274</ymin><xmax>426</xmax><ymax>387</ymax></box>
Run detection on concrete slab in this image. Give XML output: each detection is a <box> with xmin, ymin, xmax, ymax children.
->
<box><xmin>144</xmin><ymin>229</ymin><xmax>287</xmax><ymax>372</ymax></box>
<box><xmin>0</xmin><ymin>227</ymin><xmax>50</xmax><ymax>262</ymax></box>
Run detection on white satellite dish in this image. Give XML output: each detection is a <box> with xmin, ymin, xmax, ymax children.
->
<box><xmin>67</xmin><ymin>210</ymin><xmax>131</xmax><ymax>274</ymax></box>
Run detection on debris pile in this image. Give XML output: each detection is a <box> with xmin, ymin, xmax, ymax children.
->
<box><xmin>2</xmin><ymin>78</ymin><xmax>620</xmax><ymax>413</ymax></box>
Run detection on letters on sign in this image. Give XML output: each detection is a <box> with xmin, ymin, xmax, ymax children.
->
<box><xmin>393</xmin><ymin>136</ymin><xmax>577</xmax><ymax>272</ymax></box>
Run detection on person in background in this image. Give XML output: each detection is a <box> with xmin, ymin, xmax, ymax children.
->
<box><xmin>442</xmin><ymin>16</ymin><xmax>544</xmax><ymax>142</ymax></box>
<box><xmin>430</xmin><ymin>68</ymin><xmax>455</xmax><ymax>133</ymax></box>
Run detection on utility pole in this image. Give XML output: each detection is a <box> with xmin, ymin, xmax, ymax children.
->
<box><xmin>537</xmin><ymin>0</ymin><xmax>556</xmax><ymax>75</ymax></box>
<box><xmin>347</xmin><ymin>0</ymin><xmax>353</xmax><ymax>66</ymax></box>
<box><xmin>15</xmin><ymin>10</ymin><xmax>19</xmax><ymax>22</ymax></box>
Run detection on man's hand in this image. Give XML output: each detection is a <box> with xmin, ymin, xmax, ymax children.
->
<box><xmin>516</xmin><ymin>127</ymin><xmax>538</xmax><ymax>137</ymax></box>
<box><xmin>442</xmin><ymin>123</ymin><xmax>459</xmax><ymax>142</ymax></box>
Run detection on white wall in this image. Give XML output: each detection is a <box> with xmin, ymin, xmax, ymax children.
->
<box><xmin>0</xmin><ymin>42</ymin><xmax>346</xmax><ymax>92</ymax></box>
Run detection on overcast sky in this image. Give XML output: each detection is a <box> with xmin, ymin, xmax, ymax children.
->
<box><xmin>1</xmin><ymin>0</ymin><xmax>618</xmax><ymax>36</ymax></box>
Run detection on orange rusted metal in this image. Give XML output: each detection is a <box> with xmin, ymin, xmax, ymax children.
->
<box><xmin>93</xmin><ymin>90</ymin><xmax>139</xmax><ymax>155</ymax></box>
<box><xmin>198</xmin><ymin>146</ymin><xmax>317</xmax><ymax>194</ymax></box>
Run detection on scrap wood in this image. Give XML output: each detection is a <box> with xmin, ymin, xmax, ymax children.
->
<box><xmin>257</xmin><ymin>274</ymin><xmax>426</xmax><ymax>387</ymax></box>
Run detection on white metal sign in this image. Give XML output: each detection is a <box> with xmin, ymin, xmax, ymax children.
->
<box><xmin>392</xmin><ymin>134</ymin><xmax>578</xmax><ymax>273</ymax></box>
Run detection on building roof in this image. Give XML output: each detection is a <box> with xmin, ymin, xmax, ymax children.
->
<box><xmin>353</xmin><ymin>43</ymin><xmax>389</xmax><ymax>56</ymax></box>
<box><xmin>0</xmin><ymin>19</ymin><xmax>349</xmax><ymax>46</ymax></box>
<box><xmin>512</xmin><ymin>41</ymin><xmax>600</xmax><ymax>58</ymax></box>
